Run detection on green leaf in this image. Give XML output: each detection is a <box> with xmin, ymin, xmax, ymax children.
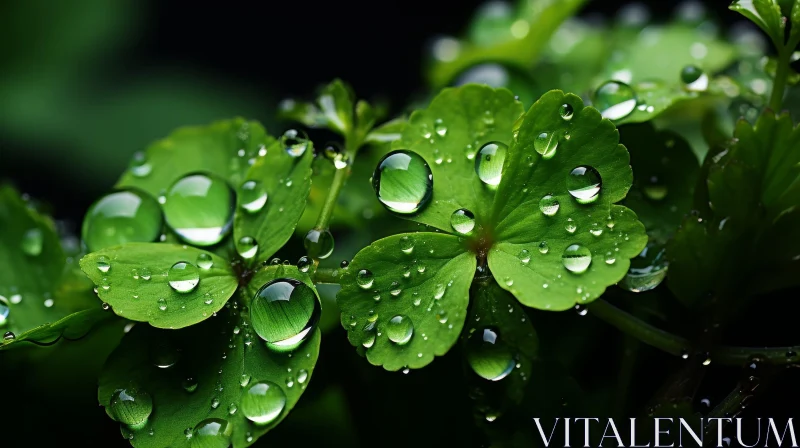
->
<box><xmin>0</xmin><ymin>308</ymin><xmax>112</xmax><ymax>350</ymax></box>
<box><xmin>80</xmin><ymin>243</ymin><xmax>238</xmax><ymax>329</ymax></box>
<box><xmin>463</xmin><ymin>278</ymin><xmax>538</xmax><ymax>406</ymax></box>
<box><xmin>365</xmin><ymin>116</ymin><xmax>406</xmax><ymax>145</ymax></box>
<box><xmin>391</xmin><ymin>84</ymin><xmax>524</xmax><ymax>232</ymax></box>
<box><xmin>427</xmin><ymin>0</ymin><xmax>587</xmax><ymax>87</ymax></box>
<box><xmin>613</xmin><ymin>80</ymin><xmax>698</xmax><ymax>125</ymax></box>
<box><xmin>278</xmin><ymin>79</ymin><xmax>356</xmax><ymax>137</ymax></box>
<box><xmin>233</xmin><ymin>132</ymin><xmax>313</xmax><ymax>264</ymax></box>
<box><xmin>116</xmin><ymin>118</ymin><xmax>269</xmax><ymax>199</ymax></box>
<box><xmin>0</xmin><ymin>185</ymin><xmax>93</xmax><ymax>336</ymax></box>
<box><xmin>489</xmin><ymin>91</ymin><xmax>647</xmax><ymax>310</ymax></box>
<box><xmin>337</xmin><ymin>233</ymin><xmax>476</xmax><ymax>371</ymax></box>
<box><xmin>730</xmin><ymin>0</ymin><xmax>786</xmax><ymax>48</ymax></box>
<box><xmin>668</xmin><ymin>111</ymin><xmax>800</xmax><ymax>305</ymax></box>
<box><xmin>98</xmin><ymin>294</ymin><xmax>320</xmax><ymax>447</ymax></box>
<box><xmin>620</xmin><ymin>123</ymin><xmax>700</xmax><ymax>244</ymax></box>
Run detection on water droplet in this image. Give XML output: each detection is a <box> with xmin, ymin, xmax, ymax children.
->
<box><xmin>21</xmin><ymin>228</ymin><xmax>43</xmax><ymax>256</ymax></box>
<box><xmin>3</xmin><ymin>331</ymin><xmax>15</xmax><ymax>340</ymax></box>
<box><xmin>162</xmin><ymin>173</ymin><xmax>234</xmax><ymax>246</ymax></box>
<box><xmin>450</xmin><ymin>209</ymin><xmax>476</xmax><ymax>234</ymax></box>
<box><xmin>534</xmin><ymin>132</ymin><xmax>559</xmax><ymax>159</ymax></box>
<box><xmin>109</xmin><ymin>386</ymin><xmax>153</xmax><ymax>427</ymax></box>
<box><xmin>157</xmin><ymin>298</ymin><xmax>167</xmax><ymax>311</ymax></box>
<box><xmin>565</xmin><ymin>218</ymin><xmax>576</xmax><ymax>233</ymax></box>
<box><xmin>168</xmin><ymin>262</ymin><xmax>200</xmax><ymax>293</ymax></box>
<box><xmin>297</xmin><ymin>369</ymin><xmax>308</xmax><ymax>384</ymax></box>
<box><xmin>304</xmin><ymin>229</ymin><xmax>334</xmax><ymax>259</ymax></box>
<box><xmin>589</xmin><ymin>223</ymin><xmax>603</xmax><ymax>236</ymax></box>
<box><xmin>562</xmin><ymin>244</ymin><xmax>592</xmax><ymax>274</ymax></box>
<box><xmin>594</xmin><ymin>80</ymin><xmax>637</xmax><ymax>120</ymax></box>
<box><xmin>399</xmin><ymin>236</ymin><xmax>415</xmax><ymax>254</ymax></box>
<box><xmin>434</xmin><ymin>119</ymin><xmax>448</xmax><ymax>137</ymax></box>
<box><xmin>475</xmin><ymin>142</ymin><xmax>507</xmax><ymax>187</ymax></box>
<box><xmin>96</xmin><ymin>256</ymin><xmax>111</xmax><ymax>273</ymax></box>
<box><xmin>282</xmin><ymin>129</ymin><xmax>310</xmax><ymax>157</ymax></box>
<box><xmin>339</xmin><ymin>259</ymin><xmax>349</xmax><ymax>269</ymax></box>
<box><xmin>323</xmin><ymin>142</ymin><xmax>350</xmax><ymax>170</ymax></box>
<box><xmin>559</xmin><ymin>103</ymin><xmax>574</xmax><ymax>120</ymax></box>
<box><xmin>356</xmin><ymin>269</ymin><xmax>374</xmax><ymax>289</ymax></box>
<box><xmin>196</xmin><ymin>253</ymin><xmax>214</xmax><ymax>270</ymax></box>
<box><xmin>518</xmin><ymin>249</ymin><xmax>531</xmax><ymax>264</ymax></box>
<box><xmin>539</xmin><ymin>195</ymin><xmax>560</xmax><ymax>216</ymax></box>
<box><xmin>129</xmin><ymin>151</ymin><xmax>152</xmax><ymax>177</ymax></box>
<box><xmin>372</xmin><ymin>150</ymin><xmax>433</xmax><ymax>214</ymax></box>
<box><xmin>643</xmin><ymin>175</ymin><xmax>668</xmax><ymax>201</ymax></box>
<box><xmin>297</xmin><ymin>256</ymin><xmax>312</xmax><ymax>273</ymax></box>
<box><xmin>538</xmin><ymin>241</ymin><xmax>549</xmax><ymax>254</ymax></box>
<box><xmin>191</xmin><ymin>418</ymin><xmax>232</xmax><ymax>447</ymax></box>
<box><xmin>182</xmin><ymin>377</ymin><xmax>198</xmax><ymax>393</ymax></box>
<box><xmin>466</xmin><ymin>327</ymin><xmax>515</xmax><ymax>381</ymax></box>
<box><xmin>251</xmin><ymin>278</ymin><xmax>320</xmax><ymax>352</ymax></box>
<box><xmin>241</xmin><ymin>381</ymin><xmax>286</xmax><ymax>425</ymax></box>
<box><xmin>82</xmin><ymin>189</ymin><xmax>163</xmax><ymax>252</ymax></box>
<box><xmin>386</xmin><ymin>315</ymin><xmax>413</xmax><ymax>345</ymax></box>
<box><xmin>228</xmin><ymin>403</ymin><xmax>238</xmax><ymax>415</ymax></box>
<box><xmin>150</xmin><ymin>339</ymin><xmax>180</xmax><ymax>368</ymax></box>
<box><xmin>236</xmin><ymin>236</ymin><xmax>258</xmax><ymax>259</ymax></box>
<box><xmin>681</xmin><ymin>65</ymin><xmax>708</xmax><ymax>92</ymax></box>
<box><xmin>567</xmin><ymin>166</ymin><xmax>602</xmax><ymax>204</ymax></box>
<box><xmin>239</xmin><ymin>180</ymin><xmax>268</xmax><ymax>213</ymax></box>
<box><xmin>574</xmin><ymin>304</ymin><xmax>588</xmax><ymax>316</ymax></box>
<box><xmin>619</xmin><ymin>243</ymin><xmax>668</xmax><ymax>292</ymax></box>
<box><xmin>0</xmin><ymin>296</ymin><xmax>9</xmax><ymax>328</ymax></box>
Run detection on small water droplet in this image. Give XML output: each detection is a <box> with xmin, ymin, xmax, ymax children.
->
<box><xmin>562</xmin><ymin>244</ymin><xmax>592</xmax><ymax>274</ymax></box>
<box><xmin>399</xmin><ymin>236</ymin><xmax>415</xmax><ymax>254</ymax></box>
<box><xmin>241</xmin><ymin>381</ymin><xmax>286</xmax><ymax>425</ymax></box>
<box><xmin>559</xmin><ymin>103</ymin><xmax>574</xmax><ymax>120</ymax></box>
<box><xmin>157</xmin><ymin>298</ymin><xmax>167</xmax><ymax>311</ymax></box>
<box><xmin>538</xmin><ymin>241</ymin><xmax>549</xmax><ymax>254</ymax></box>
<box><xmin>282</xmin><ymin>129</ymin><xmax>310</xmax><ymax>157</ymax></box>
<box><xmin>304</xmin><ymin>229</ymin><xmax>334</xmax><ymax>259</ymax></box>
<box><xmin>129</xmin><ymin>151</ymin><xmax>152</xmax><ymax>177</ymax></box>
<box><xmin>356</xmin><ymin>269</ymin><xmax>374</xmax><ymax>289</ymax></box>
<box><xmin>450</xmin><ymin>209</ymin><xmax>476</xmax><ymax>234</ymax></box>
<box><xmin>97</xmin><ymin>256</ymin><xmax>111</xmax><ymax>273</ymax></box>
<box><xmin>3</xmin><ymin>331</ymin><xmax>15</xmax><ymax>340</ymax></box>
<box><xmin>373</xmin><ymin>150</ymin><xmax>434</xmax><ymax>214</ymax></box>
<box><xmin>168</xmin><ymin>262</ymin><xmax>200</xmax><ymax>293</ymax></box>
<box><xmin>518</xmin><ymin>249</ymin><xmax>531</xmax><ymax>264</ymax></box>
<box><xmin>534</xmin><ymin>132</ymin><xmax>559</xmax><ymax>159</ymax></box>
<box><xmin>466</xmin><ymin>327</ymin><xmax>515</xmax><ymax>381</ymax></box>
<box><xmin>539</xmin><ymin>195</ymin><xmax>560</xmax><ymax>216</ymax></box>
<box><xmin>567</xmin><ymin>166</ymin><xmax>602</xmax><ymax>204</ymax></box>
<box><xmin>196</xmin><ymin>253</ymin><xmax>214</xmax><ymax>270</ymax></box>
<box><xmin>594</xmin><ymin>80</ymin><xmax>637</xmax><ymax>120</ymax></box>
<box><xmin>643</xmin><ymin>175</ymin><xmax>668</xmax><ymax>201</ymax></box>
<box><xmin>681</xmin><ymin>65</ymin><xmax>708</xmax><ymax>92</ymax></box>
<box><xmin>109</xmin><ymin>386</ymin><xmax>153</xmax><ymax>427</ymax></box>
<box><xmin>191</xmin><ymin>418</ymin><xmax>232</xmax><ymax>446</ymax></box>
<box><xmin>239</xmin><ymin>180</ymin><xmax>268</xmax><ymax>213</ymax></box>
<box><xmin>565</xmin><ymin>218</ymin><xmax>577</xmax><ymax>233</ymax></box>
<box><xmin>183</xmin><ymin>377</ymin><xmax>198</xmax><ymax>393</ymax></box>
<box><xmin>236</xmin><ymin>236</ymin><xmax>258</xmax><ymax>259</ymax></box>
<box><xmin>475</xmin><ymin>142</ymin><xmax>507</xmax><ymax>187</ymax></box>
<box><xmin>386</xmin><ymin>315</ymin><xmax>413</xmax><ymax>345</ymax></box>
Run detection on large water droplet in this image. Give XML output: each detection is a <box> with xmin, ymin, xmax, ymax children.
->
<box><xmin>386</xmin><ymin>315</ymin><xmax>413</xmax><ymax>345</ymax></box>
<box><xmin>594</xmin><ymin>81</ymin><xmax>637</xmax><ymax>120</ymax></box>
<box><xmin>241</xmin><ymin>381</ymin><xmax>286</xmax><ymax>425</ymax></box>
<box><xmin>534</xmin><ymin>132</ymin><xmax>559</xmax><ymax>159</ymax></box>
<box><xmin>239</xmin><ymin>180</ymin><xmax>267</xmax><ymax>213</ymax></box>
<box><xmin>567</xmin><ymin>166</ymin><xmax>602</xmax><ymax>204</ymax></box>
<box><xmin>538</xmin><ymin>195</ymin><xmax>560</xmax><ymax>216</ymax></box>
<box><xmin>619</xmin><ymin>243</ymin><xmax>668</xmax><ymax>292</ymax></box>
<box><xmin>475</xmin><ymin>142</ymin><xmax>507</xmax><ymax>187</ymax></box>
<box><xmin>681</xmin><ymin>65</ymin><xmax>708</xmax><ymax>92</ymax></box>
<box><xmin>356</xmin><ymin>269</ymin><xmax>374</xmax><ymax>289</ymax></box>
<box><xmin>450</xmin><ymin>209</ymin><xmax>476</xmax><ymax>234</ymax></box>
<box><xmin>466</xmin><ymin>327</ymin><xmax>515</xmax><ymax>381</ymax></box>
<box><xmin>109</xmin><ymin>386</ymin><xmax>153</xmax><ymax>427</ymax></box>
<box><xmin>196</xmin><ymin>253</ymin><xmax>214</xmax><ymax>270</ymax></box>
<box><xmin>191</xmin><ymin>418</ymin><xmax>232</xmax><ymax>448</ymax></box>
<box><xmin>236</xmin><ymin>236</ymin><xmax>258</xmax><ymax>259</ymax></box>
<box><xmin>0</xmin><ymin>296</ymin><xmax>10</xmax><ymax>328</ymax></box>
<box><xmin>304</xmin><ymin>229</ymin><xmax>334</xmax><ymax>259</ymax></box>
<box><xmin>282</xmin><ymin>129</ymin><xmax>310</xmax><ymax>158</ymax></box>
<box><xmin>82</xmin><ymin>189</ymin><xmax>163</xmax><ymax>252</ymax></box>
<box><xmin>168</xmin><ymin>262</ymin><xmax>200</xmax><ymax>293</ymax></box>
<box><xmin>562</xmin><ymin>244</ymin><xmax>592</xmax><ymax>274</ymax></box>
<box><xmin>162</xmin><ymin>173</ymin><xmax>234</xmax><ymax>246</ymax></box>
<box><xmin>372</xmin><ymin>150</ymin><xmax>433</xmax><ymax>214</ymax></box>
<box><xmin>251</xmin><ymin>279</ymin><xmax>320</xmax><ymax>351</ymax></box>
<box><xmin>21</xmin><ymin>228</ymin><xmax>43</xmax><ymax>256</ymax></box>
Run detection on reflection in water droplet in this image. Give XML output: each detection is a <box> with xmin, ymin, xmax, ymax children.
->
<box><xmin>594</xmin><ymin>81</ymin><xmax>637</xmax><ymax>120</ymax></box>
<box><xmin>162</xmin><ymin>173</ymin><xmax>235</xmax><ymax>246</ymax></box>
<box><xmin>297</xmin><ymin>256</ymin><xmax>312</xmax><ymax>273</ymax></box>
<box><xmin>562</xmin><ymin>244</ymin><xmax>592</xmax><ymax>274</ymax></box>
<box><xmin>168</xmin><ymin>262</ymin><xmax>200</xmax><ymax>293</ymax></box>
<box><xmin>386</xmin><ymin>315</ymin><xmax>414</xmax><ymax>345</ymax></box>
<box><xmin>196</xmin><ymin>253</ymin><xmax>214</xmax><ymax>270</ymax></box>
<box><xmin>475</xmin><ymin>142</ymin><xmax>508</xmax><ymax>187</ymax></box>
<box><xmin>82</xmin><ymin>189</ymin><xmax>163</xmax><ymax>252</ymax></box>
<box><xmin>239</xmin><ymin>180</ymin><xmax>268</xmax><ymax>213</ymax></box>
<box><xmin>109</xmin><ymin>386</ymin><xmax>153</xmax><ymax>427</ymax></box>
<box><xmin>538</xmin><ymin>241</ymin><xmax>549</xmax><ymax>254</ymax></box>
<box><xmin>191</xmin><ymin>418</ymin><xmax>232</xmax><ymax>448</ymax></box>
<box><xmin>304</xmin><ymin>229</ymin><xmax>334</xmax><ymax>259</ymax></box>
<box><xmin>567</xmin><ymin>166</ymin><xmax>602</xmax><ymax>204</ymax></box>
<box><xmin>619</xmin><ymin>243</ymin><xmax>668</xmax><ymax>292</ymax></box>
<box><xmin>251</xmin><ymin>279</ymin><xmax>320</xmax><ymax>351</ymax></box>
<box><xmin>450</xmin><ymin>209</ymin><xmax>476</xmax><ymax>234</ymax></box>
<box><xmin>538</xmin><ymin>195</ymin><xmax>560</xmax><ymax>216</ymax></box>
<box><xmin>373</xmin><ymin>150</ymin><xmax>433</xmax><ymax>214</ymax></box>
<box><xmin>534</xmin><ymin>132</ymin><xmax>559</xmax><ymax>159</ymax></box>
<box><xmin>241</xmin><ymin>381</ymin><xmax>287</xmax><ymax>425</ymax></box>
<box><xmin>399</xmin><ymin>236</ymin><xmax>415</xmax><ymax>254</ymax></box>
<box><xmin>282</xmin><ymin>129</ymin><xmax>310</xmax><ymax>157</ymax></box>
<box><xmin>681</xmin><ymin>65</ymin><xmax>709</xmax><ymax>92</ymax></box>
<box><xmin>560</xmin><ymin>103</ymin><xmax>574</xmax><ymax>120</ymax></box>
<box><xmin>356</xmin><ymin>269</ymin><xmax>374</xmax><ymax>289</ymax></box>
<box><xmin>236</xmin><ymin>236</ymin><xmax>259</xmax><ymax>259</ymax></box>
<box><xmin>466</xmin><ymin>327</ymin><xmax>515</xmax><ymax>381</ymax></box>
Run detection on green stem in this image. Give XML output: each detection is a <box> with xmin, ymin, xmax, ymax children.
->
<box><xmin>313</xmin><ymin>133</ymin><xmax>362</xmax><ymax>231</ymax></box>
<box><xmin>769</xmin><ymin>48</ymin><xmax>791</xmax><ymax>111</ymax></box>
<box><xmin>588</xmin><ymin>299</ymin><xmax>800</xmax><ymax>366</ymax></box>
<box><xmin>312</xmin><ymin>267</ymin><xmax>341</xmax><ymax>284</ymax></box>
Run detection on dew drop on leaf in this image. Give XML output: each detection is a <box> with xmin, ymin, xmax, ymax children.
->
<box><xmin>109</xmin><ymin>386</ymin><xmax>153</xmax><ymax>427</ymax></box>
<box><xmin>167</xmin><ymin>261</ymin><xmax>200</xmax><ymax>293</ymax></box>
<box><xmin>562</xmin><ymin>244</ymin><xmax>592</xmax><ymax>274</ymax></box>
<box><xmin>618</xmin><ymin>243</ymin><xmax>667</xmax><ymax>292</ymax></box>
<box><xmin>466</xmin><ymin>327</ymin><xmax>515</xmax><ymax>381</ymax></box>
<box><xmin>594</xmin><ymin>80</ymin><xmax>637</xmax><ymax>120</ymax></box>
<box><xmin>681</xmin><ymin>65</ymin><xmax>708</xmax><ymax>92</ymax></box>
<box><xmin>518</xmin><ymin>249</ymin><xmax>531</xmax><ymax>264</ymax></box>
<box><xmin>559</xmin><ymin>103</ymin><xmax>574</xmax><ymax>120</ymax></box>
<box><xmin>241</xmin><ymin>381</ymin><xmax>287</xmax><ymax>425</ymax></box>
<box><xmin>297</xmin><ymin>369</ymin><xmax>308</xmax><ymax>384</ymax></box>
<box><xmin>538</xmin><ymin>195</ymin><xmax>560</xmax><ymax>216</ymax></box>
<box><xmin>97</xmin><ymin>256</ymin><xmax>111</xmax><ymax>273</ymax></box>
<box><xmin>356</xmin><ymin>269</ymin><xmax>374</xmax><ymax>289</ymax></box>
<box><xmin>475</xmin><ymin>142</ymin><xmax>507</xmax><ymax>187</ymax></box>
<box><xmin>82</xmin><ymin>189</ymin><xmax>163</xmax><ymax>252</ymax></box>
<box><xmin>386</xmin><ymin>315</ymin><xmax>414</xmax><ymax>345</ymax></box>
<box><xmin>450</xmin><ymin>208</ymin><xmax>476</xmax><ymax>234</ymax></box>
<box><xmin>3</xmin><ymin>331</ymin><xmax>15</xmax><ymax>340</ymax></box>
<box><xmin>0</xmin><ymin>296</ymin><xmax>10</xmax><ymax>327</ymax></box>
<box><xmin>196</xmin><ymin>253</ymin><xmax>214</xmax><ymax>270</ymax></box>
<box><xmin>157</xmin><ymin>298</ymin><xmax>167</xmax><ymax>311</ymax></box>
<box><xmin>297</xmin><ymin>256</ymin><xmax>312</xmax><ymax>273</ymax></box>
<box><xmin>20</xmin><ymin>228</ymin><xmax>43</xmax><ymax>256</ymax></box>
<box><xmin>372</xmin><ymin>150</ymin><xmax>434</xmax><ymax>214</ymax></box>
<box><xmin>538</xmin><ymin>241</ymin><xmax>549</xmax><ymax>254</ymax></box>
<box><xmin>399</xmin><ymin>236</ymin><xmax>415</xmax><ymax>254</ymax></box>
<box><xmin>240</xmin><ymin>374</ymin><xmax>251</xmax><ymax>387</ymax></box>
<box><xmin>567</xmin><ymin>166</ymin><xmax>602</xmax><ymax>204</ymax></box>
<box><xmin>282</xmin><ymin>129</ymin><xmax>310</xmax><ymax>158</ymax></box>
<box><xmin>239</xmin><ymin>180</ymin><xmax>268</xmax><ymax>213</ymax></box>
<box><xmin>565</xmin><ymin>218</ymin><xmax>577</xmax><ymax>234</ymax></box>
<box><xmin>323</xmin><ymin>142</ymin><xmax>350</xmax><ymax>170</ymax></box>
<box><xmin>251</xmin><ymin>279</ymin><xmax>320</xmax><ymax>352</ymax></box>
<box><xmin>304</xmin><ymin>229</ymin><xmax>334</xmax><ymax>259</ymax></box>
<box><xmin>191</xmin><ymin>418</ymin><xmax>232</xmax><ymax>447</ymax></box>
<box><xmin>182</xmin><ymin>377</ymin><xmax>198</xmax><ymax>393</ymax></box>
<box><xmin>129</xmin><ymin>151</ymin><xmax>152</xmax><ymax>177</ymax></box>
<box><xmin>162</xmin><ymin>173</ymin><xmax>234</xmax><ymax>246</ymax></box>
<box><xmin>236</xmin><ymin>236</ymin><xmax>259</xmax><ymax>260</ymax></box>
<box><xmin>534</xmin><ymin>132</ymin><xmax>558</xmax><ymax>159</ymax></box>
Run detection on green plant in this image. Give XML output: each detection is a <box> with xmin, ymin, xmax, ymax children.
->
<box><xmin>2</xmin><ymin>0</ymin><xmax>800</xmax><ymax>446</ymax></box>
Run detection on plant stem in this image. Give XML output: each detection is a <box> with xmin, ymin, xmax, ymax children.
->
<box><xmin>313</xmin><ymin>133</ymin><xmax>361</xmax><ymax>231</ymax></box>
<box><xmin>313</xmin><ymin>267</ymin><xmax>341</xmax><ymax>284</ymax></box>
<box><xmin>588</xmin><ymin>299</ymin><xmax>800</xmax><ymax>366</ymax></box>
<box><xmin>769</xmin><ymin>48</ymin><xmax>791</xmax><ymax>111</ymax></box>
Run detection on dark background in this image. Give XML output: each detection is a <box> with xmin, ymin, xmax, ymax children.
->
<box><xmin>2</xmin><ymin>0</ymin><xmax>795</xmax><ymax>447</ymax></box>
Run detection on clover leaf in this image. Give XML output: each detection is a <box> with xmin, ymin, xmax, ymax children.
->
<box><xmin>668</xmin><ymin>110</ymin><xmax>800</xmax><ymax>306</ymax></box>
<box><xmin>339</xmin><ymin>86</ymin><xmax>646</xmax><ymax>370</ymax></box>
<box><xmin>0</xmin><ymin>185</ymin><xmax>101</xmax><ymax>347</ymax></box>
<box><xmin>98</xmin><ymin>266</ymin><xmax>320</xmax><ymax>447</ymax></box>
<box><xmin>337</xmin><ymin>233</ymin><xmax>475</xmax><ymax>371</ymax></box>
<box><xmin>80</xmin><ymin>244</ymin><xmax>238</xmax><ymax>329</ymax></box>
